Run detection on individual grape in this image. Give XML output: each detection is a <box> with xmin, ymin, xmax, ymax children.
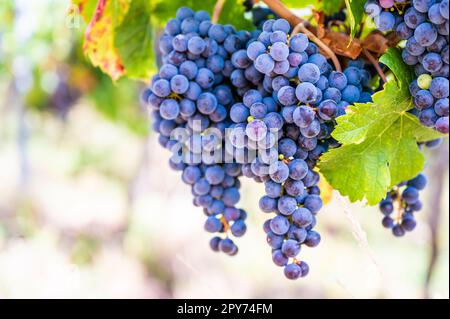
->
<box><xmin>342</xmin><ymin>85</ymin><xmax>361</xmax><ymax>104</ymax></box>
<box><xmin>230</xmin><ymin>69</ymin><xmax>249</xmax><ymax>88</ymax></box>
<box><xmin>414</xmin><ymin>22</ymin><xmax>438</xmax><ymax>47</ymax></box>
<box><xmin>265</xmin><ymin>180</ymin><xmax>282</xmax><ymax>198</ymax></box>
<box><xmin>170</xmin><ymin>74</ymin><xmax>189</xmax><ymax>94</ymax></box>
<box><xmin>402</xmin><ymin>50</ymin><xmax>419</xmax><ymax>65</ymax></box>
<box><xmin>160</xmin><ymin>99</ymin><xmax>180</xmax><ymax>120</ymax></box>
<box><xmin>246</xmin><ymin>119</ymin><xmax>268</xmax><ymax>141</ymax></box>
<box><xmin>266</xmin><ymin>231</ymin><xmax>284</xmax><ymax>249</ymax></box>
<box><xmin>435</xmin><ymin>98</ymin><xmax>449</xmax><ymax>117</ymax></box>
<box><xmin>405</xmin><ymin>7</ymin><xmax>427</xmax><ymax>29</ymax></box>
<box><xmin>152</xmin><ymin>78</ymin><xmax>171</xmax><ymax>97</ymax></box>
<box><xmin>428</xmin><ymin>3</ymin><xmax>446</xmax><ymax>25</ymax></box>
<box><xmin>413</xmin><ymin>0</ymin><xmax>435</xmax><ymax>13</ymax></box>
<box><xmin>219</xmin><ymin>238</ymin><xmax>237</xmax><ymax>254</ymax></box>
<box><xmin>318</xmin><ymin>99</ymin><xmax>337</xmax><ymax>121</ymax></box>
<box><xmin>196</xmin><ymin>68</ymin><xmax>215</xmax><ymax>89</ymax></box>
<box><xmin>255</xmin><ymin>53</ymin><xmax>275</xmax><ymax>74</ymax></box>
<box><xmin>288</xmin><ymin>159</ymin><xmax>309</xmax><ymax>181</ymax></box>
<box><xmin>303</xmin><ymin>195</ymin><xmax>323</xmax><ymax>214</ymax></box>
<box><xmin>293</xmin><ymin>106</ymin><xmax>315</xmax><ymax>129</ymax></box>
<box><xmin>392</xmin><ymin>225</ymin><xmax>406</xmax><ymax>237</ymax></box>
<box><xmin>270</xmin><ymin>161</ymin><xmax>290</xmax><ymax>183</ymax></box>
<box><xmin>402</xmin><ymin>187</ymin><xmax>420</xmax><ymax>205</ymax></box>
<box><xmin>305</xmin><ymin>230</ymin><xmax>321</xmax><ymax>247</ymax></box>
<box><xmin>323</xmin><ymin>87</ymin><xmax>342</xmax><ymax>103</ymax></box>
<box><xmin>231</xmin><ymin>49</ymin><xmax>251</xmax><ymax>68</ymax></box>
<box><xmin>274</xmin><ymin>60</ymin><xmax>290</xmax><ymax>74</ymax></box>
<box><xmin>281</xmin><ymin>239</ymin><xmax>301</xmax><ymax>257</ymax></box>
<box><xmin>436</xmin><ymin>116</ymin><xmax>449</xmax><ymax>133</ymax></box>
<box><xmin>205</xmin><ymin>216</ymin><xmax>223</xmax><ymax>233</ymax></box>
<box><xmin>308</xmin><ymin>53</ymin><xmax>328</xmax><ymax>73</ymax></box>
<box><xmin>417</xmin><ymin>74</ymin><xmax>433</xmax><ymax>90</ymax></box>
<box><xmin>295</xmin><ymin>82</ymin><xmax>318</xmax><ymax>104</ymax></box>
<box><xmin>272</xmin><ymin>19</ymin><xmax>290</xmax><ymax>33</ymax></box>
<box><xmin>365</xmin><ymin>1</ymin><xmax>381</xmax><ymax>17</ymax></box>
<box><xmin>344</xmin><ymin>67</ymin><xmax>361</xmax><ymax>86</ymax></box>
<box><xmin>328</xmin><ymin>71</ymin><xmax>348</xmax><ymax>90</ymax></box>
<box><xmin>197</xmin><ymin>92</ymin><xmax>218</xmax><ymax>115</ymax></box>
<box><xmin>429</xmin><ymin>77</ymin><xmax>449</xmax><ymax>99</ymax></box>
<box><xmin>277</xmin><ymin>86</ymin><xmax>298</xmax><ymax>106</ymax></box>
<box><xmin>406</xmin><ymin>37</ymin><xmax>426</xmax><ymax>56</ymax></box>
<box><xmin>270</xmin><ymin>42</ymin><xmax>289</xmax><ymax>62</ymax></box>
<box><xmin>422</xmin><ymin>53</ymin><xmax>443</xmax><ymax>73</ymax></box>
<box><xmin>289</xmin><ymin>33</ymin><xmax>309</xmax><ymax>53</ymax></box>
<box><xmin>379</xmin><ymin>0</ymin><xmax>394</xmax><ymax>8</ymax></box>
<box><xmin>284</xmin><ymin>263</ymin><xmax>302</xmax><ymax>280</ymax></box>
<box><xmin>247</xmin><ymin>41</ymin><xmax>266</xmax><ymax>61</ymax></box>
<box><xmin>229</xmin><ymin>103</ymin><xmax>249</xmax><ymax>123</ymax></box>
<box><xmin>419</xmin><ymin>108</ymin><xmax>439</xmax><ymax>127</ymax></box>
<box><xmin>396</xmin><ymin>22</ymin><xmax>414</xmax><ymax>40</ymax></box>
<box><xmin>272</xmin><ymin>250</ymin><xmax>289</xmax><ymax>267</ymax></box>
<box><xmin>292</xmin><ymin>208</ymin><xmax>313</xmax><ymax>227</ymax></box>
<box><xmin>270</xmin><ymin>215</ymin><xmax>290</xmax><ymax>235</ymax></box>
<box><xmin>298</xmin><ymin>63</ymin><xmax>321</xmax><ymax>84</ymax></box>
<box><xmin>284</xmin><ymin>179</ymin><xmax>305</xmax><ymax>197</ymax></box>
<box><xmin>263</xmin><ymin>112</ymin><xmax>284</xmax><ymax>131</ymax></box>
<box><xmin>300</xmin><ymin>119</ymin><xmax>321</xmax><ymax>138</ymax></box>
<box><xmin>375</xmin><ymin>11</ymin><xmax>396</xmax><ymax>31</ymax></box>
<box><xmin>414</xmin><ymin>90</ymin><xmax>435</xmax><ymax>110</ymax></box>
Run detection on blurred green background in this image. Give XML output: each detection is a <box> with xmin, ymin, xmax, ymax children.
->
<box><xmin>0</xmin><ymin>0</ymin><xmax>448</xmax><ymax>299</ymax></box>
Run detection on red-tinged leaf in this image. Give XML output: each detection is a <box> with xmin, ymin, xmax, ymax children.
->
<box><xmin>83</xmin><ymin>0</ymin><xmax>125</xmax><ymax>81</ymax></box>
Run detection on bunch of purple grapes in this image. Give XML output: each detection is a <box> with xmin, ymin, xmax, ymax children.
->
<box><xmin>145</xmin><ymin>8</ymin><xmax>381</xmax><ymax>280</ymax></box>
<box><xmin>225</xmin><ymin>17</ymin><xmax>375</xmax><ymax>279</ymax></box>
<box><xmin>379</xmin><ymin>173</ymin><xmax>427</xmax><ymax>237</ymax></box>
<box><xmin>145</xmin><ymin>7</ymin><xmax>255</xmax><ymax>256</ymax></box>
<box><xmin>366</xmin><ymin>0</ymin><xmax>449</xmax><ymax>134</ymax></box>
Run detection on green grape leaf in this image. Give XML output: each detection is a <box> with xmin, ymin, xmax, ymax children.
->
<box><xmin>115</xmin><ymin>0</ymin><xmax>155</xmax><ymax>79</ymax></box>
<box><xmin>318</xmin><ymin>48</ymin><xmax>445</xmax><ymax>205</ymax></box>
<box><xmin>345</xmin><ymin>0</ymin><xmax>366</xmax><ymax>38</ymax></box>
<box><xmin>321</xmin><ymin>0</ymin><xmax>346</xmax><ymax>15</ymax></box>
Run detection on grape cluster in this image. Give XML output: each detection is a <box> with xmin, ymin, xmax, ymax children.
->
<box><xmin>379</xmin><ymin>173</ymin><xmax>427</xmax><ymax>237</ymax></box>
<box><xmin>146</xmin><ymin>7</ymin><xmax>254</xmax><ymax>256</ymax></box>
<box><xmin>366</xmin><ymin>0</ymin><xmax>449</xmax><ymax>134</ymax></box>
<box><xmin>145</xmin><ymin>7</ymin><xmax>380</xmax><ymax>280</ymax></box>
<box><xmin>225</xmin><ymin>18</ymin><xmax>375</xmax><ymax>279</ymax></box>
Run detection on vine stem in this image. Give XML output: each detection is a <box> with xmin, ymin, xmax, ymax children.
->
<box><xmin>212</xmin><ymin>0</ymin><xmax>226</xmax><ymax>24</ymax></box>
<box><xmin>292</xmin><ymin>22</ymin><xmax>342</xmax><ymax>72</ymax></box>
<box><xmin>363</xmin><ymin>48</ymin><xmax>387</xmax><ymax>83</ymax></box>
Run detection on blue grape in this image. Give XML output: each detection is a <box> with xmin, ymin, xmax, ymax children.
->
<box><xmin>414</xmin><ymin>22</ymin><xmax>438</xmax><ymax>46</ymax></box>
<box><xmin>270</xmin><ymin>215</ymin><xmax>290</xmax><ymax>235</ymax></box>
<box><xmin>290</xmin><ymin>33</ymin><xmax>309</xmax><ymax>53</ymax></box>
<box><xmin>284</xmin><ymin>263</ymin><xmax>302</xmax><ymax>280</ymax></box>
<box><xmin>277</xmin><ymin>86</ymin><xmax>298</xmax><ymax>106</ymax></box>
<box><xmin>269</xmin><ymin>42</ymin><xmax>289</xmax><ymax>62</ymax></box>
<box><xmin>295</xmin><ymin>82</ymin><xmax>318</xmax><ymax>104</ymax></box>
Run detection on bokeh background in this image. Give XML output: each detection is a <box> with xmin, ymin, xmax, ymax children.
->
<box><xmin>0</xmin><ymin>0</ymin><xmax>448</xmax><ymax>299</ymax></box>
